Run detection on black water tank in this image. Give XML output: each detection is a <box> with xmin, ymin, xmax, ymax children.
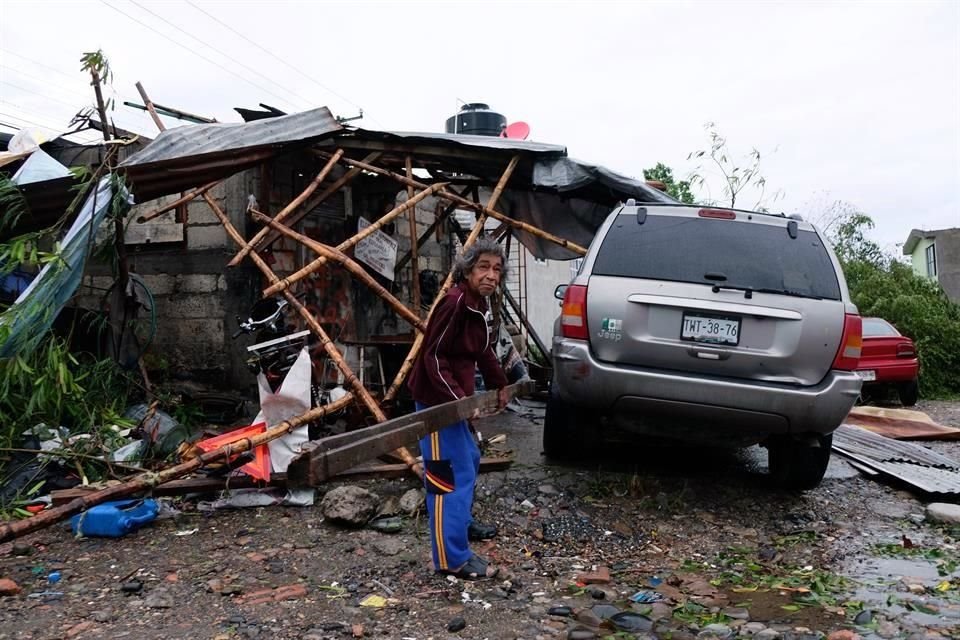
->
<box><xmin>445</xmin><ymin>103</ymin><xmax>506</xmax><ymax>137</ymax></box>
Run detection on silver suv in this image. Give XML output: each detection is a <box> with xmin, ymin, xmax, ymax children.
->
<box><xmin>547</xmin><ymin>203</ymin><xmax>863</xmax><ymax>490</ymax></box>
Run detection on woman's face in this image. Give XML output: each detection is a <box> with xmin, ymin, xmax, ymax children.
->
<box><xmin>465</xmin><ymin>252</ymin><xmax>503</xmax><ymax>297</ymax></box>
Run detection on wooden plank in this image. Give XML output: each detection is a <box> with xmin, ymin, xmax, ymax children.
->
<box><xmin>288</xmin><ymin>381</ymin><xmax>534</xmax><ymax>487</ymax></box>
<box><xmin>50</xmin><ymin>456</ymin><xmax>514</xmax><ymax>506</ymax></box>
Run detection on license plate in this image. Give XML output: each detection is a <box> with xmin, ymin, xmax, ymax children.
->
<box><xmin>681</xmin><ymin>313</ymin><xmax>741</xmax><ymax>346</ymax></box>
<box><xmin>855</xmin><ymin>370</ymin><xmax>876</xmax><ymax>381</ymax></box>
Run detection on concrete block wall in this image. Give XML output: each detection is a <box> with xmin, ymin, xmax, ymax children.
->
<box><xmin>75</xmin><ymin>170</ymin><xmax>260</xmax><ymax>387</ymax></box>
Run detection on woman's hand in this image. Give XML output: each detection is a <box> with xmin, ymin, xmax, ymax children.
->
<box><xmin>497</xmin><ymin>387</ymin><xmax>510</xmax><ymax>411</ymax></box>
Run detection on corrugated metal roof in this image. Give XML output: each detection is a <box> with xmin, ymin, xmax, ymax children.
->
<box><xmin>121</xmin><ymin>107</ymin><xmax>341</xmax><ymax>168</ymax></box>
<box><xmin>834</xmin><ymin>425</ymin><xmax>959</xmax><ymax>467</ymax></box>
<box><xmin>119</xmin><ymin>107</ymin><xmax>342</xmax><ymax>201</ymax></box>
<box><xmin>342</xmin><ymin>128</ymin><xmax>568</xmax><ymax>156</ymax></box>
<box><xmin>833</xmin><ymin>425</ymin><xmax>960</xmax><ymax>495</ymax></box>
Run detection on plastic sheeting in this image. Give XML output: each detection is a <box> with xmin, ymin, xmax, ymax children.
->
<box><xmin>0</xmin><ymin>176</ymin><xmax>122</xmax><ymax>358</ymax></box>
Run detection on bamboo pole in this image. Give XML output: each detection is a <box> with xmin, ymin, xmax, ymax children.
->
<box><xmin>227</xmin><ymin>149</ymin><xmax>345</xmax><ymax>267</ymax></box>
<box><xmin>248</xmin><ymin>209</ymin><xmax>426</xmax><ymax>332</ymax></box>
<box><xmin>405</xmin><ymin>156</ymin><xmax>422</xmax><ymax>316</ymax></box>
<box><xmin>381</xmin><ymin>156</ymin><xmax>519</xmax><ymax>403</ymax></box>
<box><xmin>202</xmin><ymin>194</ymin><xmax>423</xmax><ymax>477</ymax></box>
<box><xmin>135</xmin><ymin>81</ymin><xmax>164</xmax><ymax>131</ymax></box>
<box><xmin>136</xmin><ymin>181</ymin><xmax>220</xmax><ymax>223</ymax></box>
<box><xmin>313</xmin><ymin>151</ymin><xmax>588</xmax><ymax>255</ymax></box>
<box><xmin>393</xmin><ymin>185</ymin><xmax>471</xmax><ymax>275</ymax></box>
<box><xmin>125</xmin><ymin>85</ymin><xmax>418</xmax><ymax>471</ymax></box>
<box><xmin>0</xmin><ymin>394</ymin><xmax>355</xmax><ymax>543</ymax></box>
<box><xmin>261</xmin><ymin>182</ymin><xmax>446</xmax><ymax>297</ymax></box>
<box><xmin>245</xmin><ymin>151</ymin><xmax>382</xmax><ymax>261</ymax></box>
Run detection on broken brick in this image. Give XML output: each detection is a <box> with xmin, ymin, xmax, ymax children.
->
<box><xmin>238</xmin><ymin>583</ymin><xmax>307</xmax><ymax>605</ymax></box>
<box><xmin>575</xmin><ymin>566</ymin><xmax>611</xmax><ymax>585</ymax></box>
<box><xmin>0</xmin><ymin>578</ymin><xmax>21</xmax><ymax>596</ymax></box>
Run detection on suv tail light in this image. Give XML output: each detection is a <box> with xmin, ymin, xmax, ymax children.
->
<box><xmin>832</xmin><ymin>314</ymin><xmax>863</xmax><ymax>370</ymax></box>
<box><xmin>897</xmin><ymin>343</ymin><xmax>916</xmax><ymax>358</ymax></box>
<box><xmin>561</xmin><ymin>285</ymin><xmax>589</xmax><ymax>340</ymax></box>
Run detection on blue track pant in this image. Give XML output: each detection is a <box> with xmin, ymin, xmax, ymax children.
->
<box><xmin>417</xmin><ymin>402</ymin><xmax>479</xmax><ymax>571</ymax></box>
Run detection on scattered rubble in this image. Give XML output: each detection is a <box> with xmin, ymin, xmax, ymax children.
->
<box><xmin>320</xmin><ymin>486</ymin><xmax>380</xmax><ymax>526</ymax></box>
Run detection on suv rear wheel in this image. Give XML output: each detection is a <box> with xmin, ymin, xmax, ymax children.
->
<box><xmin>543</xmin><ymin>388</ymin><xmax>589</xmax><ymax>460</ymax></box>
<box><xmin>767</xmin><ymin>433</ymin><xmax>833</xmax><ymax>490</ymax></box>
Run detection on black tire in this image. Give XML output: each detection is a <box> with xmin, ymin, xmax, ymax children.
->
<box><xmin>543</xmin><ymin>389</ymin><xmax>586</xmax><ymax>460</ymax></box>
<box><xmin>767</xmin><ymin>433</ymin><xmax>833</xmax><ymax>491</ymax></box>
<box><xmin>898</xmin><ymin>378</ymin><xmax>919</xmax><ymax>407</ymax></box>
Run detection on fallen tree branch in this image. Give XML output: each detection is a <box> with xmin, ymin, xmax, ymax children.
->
<box><xmin>0</xmin><ymin>394</ymin><xmax>354</xmax><ymax>543</ymax></box>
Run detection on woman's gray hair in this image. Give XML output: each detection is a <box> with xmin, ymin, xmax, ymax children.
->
<box><xmin>453</xmin><ymin>235</ymin><xmax>508</xmax><ymax>284</ymax></box>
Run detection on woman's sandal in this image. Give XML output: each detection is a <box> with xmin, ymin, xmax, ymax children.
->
<box><xmin>439</xmin><ymin>554</ymin><xmax>500</xmax><ymax>581</ymax></box>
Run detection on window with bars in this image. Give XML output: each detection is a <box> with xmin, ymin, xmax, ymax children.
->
<box><xmin>926</xmin><ymin>243</ymin><xmax>937</xmax><ymax>277</ymax></box>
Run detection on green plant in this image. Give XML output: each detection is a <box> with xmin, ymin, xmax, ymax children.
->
<box><xmin>687</xmin><ymin>122</ymin><xmax>782</xmax><ymax>210</ymax></box>
<box><xmin>643</xmin><ymin>163</ymin><xmax>695</xmax><ymax>204</ymax></box>
<box><xmin>815</xmin><ymin>205</ymin><xmax>960</xmax><ymax>398</ymax></box>
<box><xmin>0</xmin><ymin>336</ymin><xmax>136</xmax><ymax>479</ymax></box>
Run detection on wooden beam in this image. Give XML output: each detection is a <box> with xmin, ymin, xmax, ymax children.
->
<box><xmin>50</xmin><ymin>456</ymin><xmax>515</xmax><ymax>506</ymax></box>
<box><xmin>393</xmin><ymin>185</ymin><xmax>471</xmax><ymax>275</ymax></box>
<box><xmin>288</xmin><ymin>381</ymin><xmax>533</xmax><ymax>487</ymax></box>
<box><xmin>248</xmin><ymin>151</ymin><xmax>382</xmax><ymax>258</ymax></box>
<box><xmin>248</xmin><ymin>209</ymin><xmax>426</xmax><ymax>332</ymax></box>
<box><xmin>314</xmin><ymin>151</ymin><xmax>588</xmax><ymax>255</ymax></box>
<box><xmin>135</xmin><ymin>181</ymin><xmax>220</xmax><ymax>223</ymax></box>
<box><xmin>260</xmin><ymin>182</ymin><xmax>446</xmax><ymax>297</ymax></box>
<box><xmin>135</xmin><ymin>81</ymin><xmax>165</xmax><ymax>131</ymax></box>
<box><xmin>227</xmin><ymin>149</ymin><xmax>345</xmax><ymax>267</ymax></box>
<box><xmin>202</xmin><ymin>191</ymin><xmax>422</xmax><ymax>478</ymax></box>
<box><xmin>405</xmin><ymin>156</ymin><xmax>422</xmax><ymax>315</ymax></box>
<box><xmin>380</xmin><ymin>156</ymin><xmax>520</xmax><ymax>403</ymax></box>
<box><xmin>0</xmin><ymin>394</ymin><xmax>355</xmax><ymax>542</ymax></box>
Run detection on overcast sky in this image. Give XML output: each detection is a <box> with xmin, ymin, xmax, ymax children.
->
<box><xmin>1</xmin><ymin>0</ymin><xmax>957</xmax><ymax>252</ymax></box>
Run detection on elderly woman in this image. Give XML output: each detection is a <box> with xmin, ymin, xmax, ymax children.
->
<box><xmin>408</xmin><ymin>236</ymin><xmax>510</xmax><ymax>580</ymax></box>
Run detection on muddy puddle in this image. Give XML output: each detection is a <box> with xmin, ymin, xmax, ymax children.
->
<box><xmin>846</xmin><ymin>552</ymin><xmax>960</xmax><ymax>630</ymax></box>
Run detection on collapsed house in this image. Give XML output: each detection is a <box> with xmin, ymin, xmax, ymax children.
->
<box><xmin>4</xmin><ymin>103</ymin><xmax>674</xmax><ymax>419</ymax></box>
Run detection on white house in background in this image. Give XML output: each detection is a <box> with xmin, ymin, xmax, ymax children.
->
<box><xmin>903</xmin><ymin>227</ymin><xmax>960</xmax><ymax>303</ymax></box>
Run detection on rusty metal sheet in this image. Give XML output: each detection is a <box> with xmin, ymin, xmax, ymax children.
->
<box><xmin>845</xmin><ymin>406</ymin><xmax>960</xmax><ymax>440</ymax></box>
<box><xmin>833</xmin><ymin>425</ymin><xmax>960</xmax><ymax>495</ymax></box>
<box><xmin>119</xmin><ymin>107</ymin><xmax>342</xmax><ymax>201</ymax></box>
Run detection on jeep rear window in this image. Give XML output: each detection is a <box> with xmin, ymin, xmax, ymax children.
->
<box><xmin>592</xmin><ymin>214</ymin><xmax>842</xmax><ymax>300</ymax></box>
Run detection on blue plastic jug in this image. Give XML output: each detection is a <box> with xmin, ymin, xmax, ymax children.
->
<box><xmin>69</xmin><ymin>499</ymin><xmax>159</xmax><ymax>538</ymax></box>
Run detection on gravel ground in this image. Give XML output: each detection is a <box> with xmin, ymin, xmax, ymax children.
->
<box><xmin>1</xmin><ymin>401</ymin><xmax>959</xmax><ymax>640</ymax></box>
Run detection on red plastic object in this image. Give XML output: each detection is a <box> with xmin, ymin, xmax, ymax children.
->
<box><xmin>195</xmin><ymin>422</ymin><xmax>271</xmax><ymax>481</ymax></box>
<box><xmin>501</xmin><ymin>121</ymin><xmax>530</xmax><ymax>140</ymax></box>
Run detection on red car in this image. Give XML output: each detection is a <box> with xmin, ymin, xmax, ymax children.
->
<box><xmin>855</xmin><ymin>317</ymin><xmax>920</xmax><ymax>406</ymax></box>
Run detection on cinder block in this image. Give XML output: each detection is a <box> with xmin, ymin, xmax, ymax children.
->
<box><xmin>158</xmin><ymin>293</ymin><xmax>223</xmax><ymax>319</ymax></box>
<box><xmin>176</xmin><ymin>274</ymin><xmax>219</xmax><ymax>294</ymax></box>
<box><xmin>186</xmin><ymin>225</ymin><xmax>228</xmax><ymax>250</ymax></box>
<box><xmin>138</xmin><ymin>274</ymin><xmax>175</xmax><ymax>296</ymax></box>
<box><xmin>186</xmin><ymin>201</ymin><xmax>222</xmax><ymax>226</ymax></box>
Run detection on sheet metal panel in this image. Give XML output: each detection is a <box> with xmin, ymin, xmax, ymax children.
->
<box><xmin>833</xmin><ymin>424</ymin><xmax>960</xmax><ymax>495</ymax></box>
<box><xmin>119</xmin><ymin>107</ymin><xmax>342</xmax><ymax>201</ymax></box>
<box><xmin>834</xmin><ymin>425</ymin><xmax>959</xmax><ymax>467</ymax></box>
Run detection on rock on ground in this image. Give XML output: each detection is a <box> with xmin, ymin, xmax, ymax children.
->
<box><xmin>320</xmin><ymin>485</ymin><xmax>381</xmax><ymax>526</ymax></box>
<box><xmin>925</xmin><ymin>502</ymin><xmax>960</xmax><ymax>524</ymax></box>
